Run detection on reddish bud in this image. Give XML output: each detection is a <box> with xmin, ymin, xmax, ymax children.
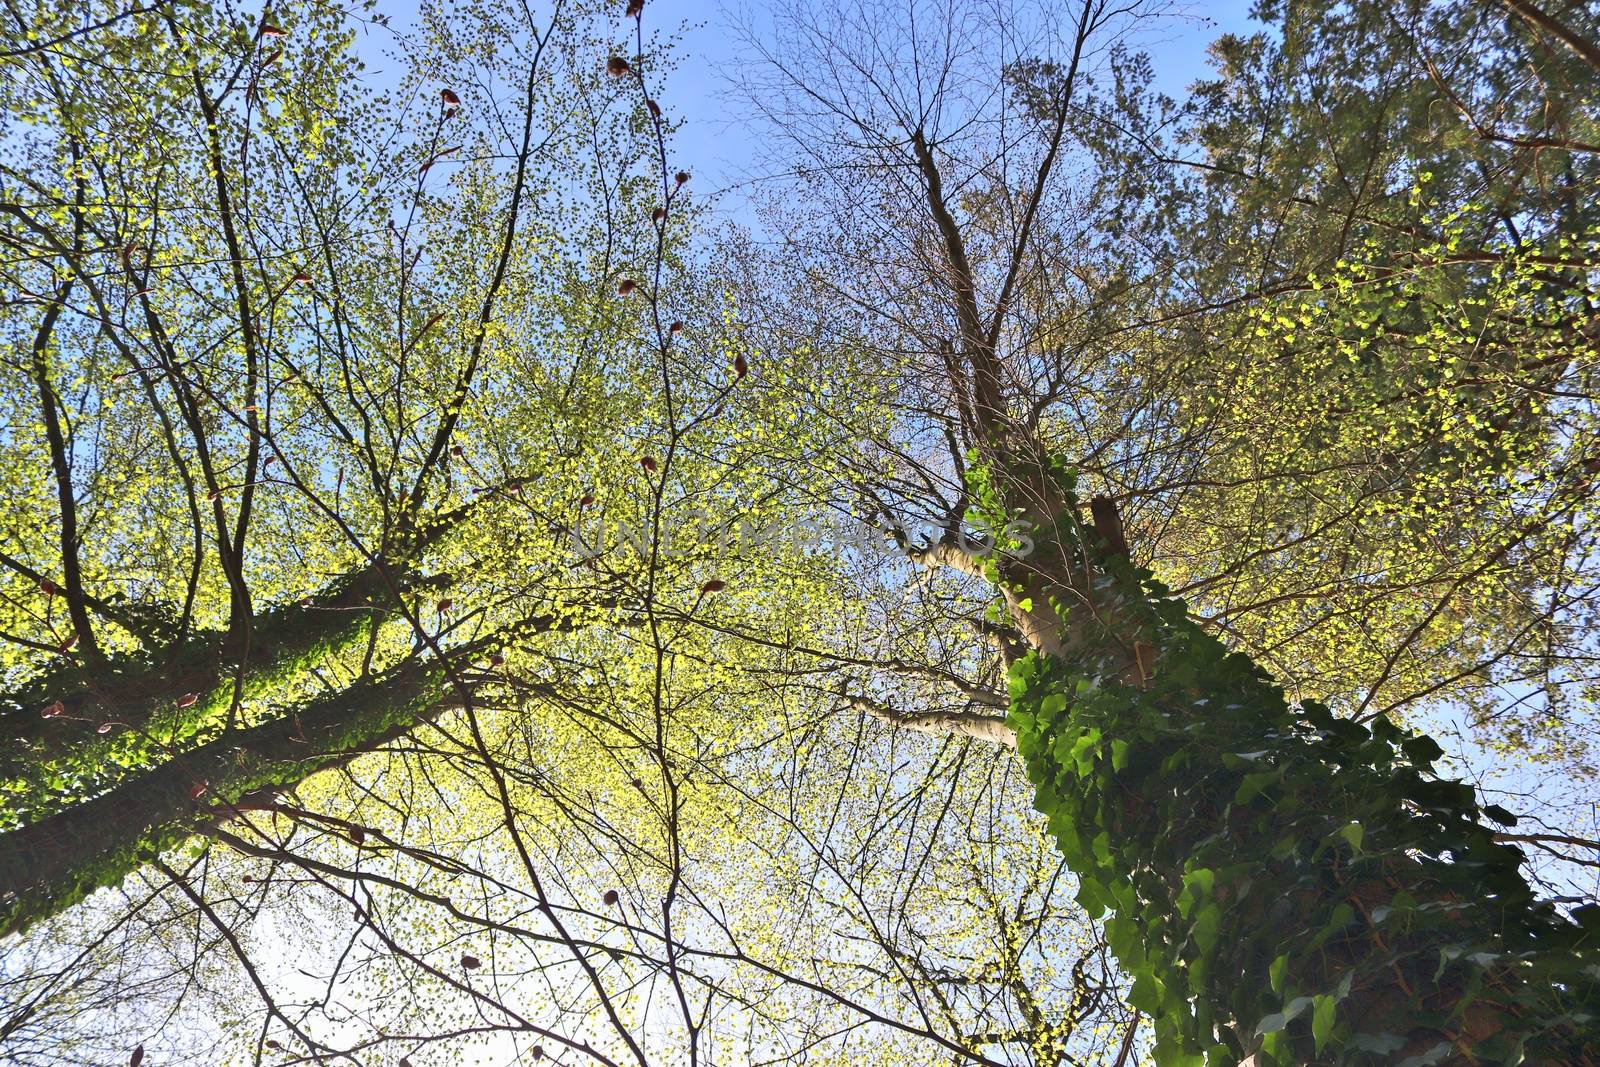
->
<box><xmin>626</xmin><ymin>0</ymin><xmax>644</xmax><ymax>17</ymax></box>
<box><xmin>603</xmin><ymin>889</ymin><xmax>619</xmax><ymax>905</ymax></box>
<box><xmin>646</xmin><ymin>98</ymin><xmax>661</xmax><ymax>118</ymax></box>
<box><xmin>291</xmin><ymin>271</ymin><xmax>312</xmax><ymax>284</ymax></box>
<box><xmin>606</xmin><ymin>56</ymin><xmax>631</xmax><ymax>77</ymax></box>
<box><xmin>441</xmin><ymin>88</ymin><xmax>461</xmax><ymax>107</ymax></box>
<box><xmin>701</xmin><ymin>579</ymin><xmax>725</xmax><ymax>594</ymax></box>
<box><xmin>674</xmin><ymin>170</ymin><xmax>690</xmax><ymax>186</ymax></box>
<box><xmin>650</xmin><ymin>207</ymin><xmax>665</xmax><ymax>224</ymax></box>
<box><xmin>668</xmin><ymin>320</ymin><xmax>684</xmax><ymax>335</ymax></box>
<box><xmin>350</xmin><ymin>826</ymin><xmax>366</xmax><ymax>844</ymax></box>
<box><xmin>39</xmin><ymin>579</ymin><xmax>58</xmax><ymax>597</ymax></box>
<box><xmin>42</xmin><ymin>700</ymin><xmax>64</xmax><ymax>718</ymax></box>
<box><xmin>58</xmin><ymin>634</ymin><xmax>78</xmax><ymax>652</ymax></box>
<box><xmin>451</xmin><ymin>445</ymin><xmax>465</xmax><ymax>458</ymax></box>
<box><xmin>461</xmin><ymin>953</ymin><xmax>481</xmax><ymax>970</ymax></box>
<box><xmin>437</xmin><ymin>598</ymin><xmax>453</xmax><ymax>613</ymax></box>
<box><xmin>580</xmin><ymin>493</ymin><xmax>595</xmax><ymax>507</ymax></box>
<box><xmin>259</xmin><ymin>23</ymin><xmax>286</xmax><ymax>37</ymax></box>
<box><xmin>617</xmin><ymin>278</ymin><xmax>637</xmax><ymax>296</ymax></box>
<box><xmin>177</xmin><ymin>692</ymin><xmax>198</xmax><ymax>708</ymax></box>
<box><xmin>489</xmin><ymin>653</ymin><xmax>504</xmax><ymax>667</ymax></box>
<box><xmin>97</xmin><ymin>722</ymin><xmax>113</xmax><ymax>735</ymax></box>
<box><xmin>130</xmin><ymin>1047</ymin><xmax>144</xmax><ymax>1067</ymax></box>
<box><xmin>190</xmin><ymin>781</ymin><xmax>209</xmax><ymax>800</ymax></box>
<box><xmin>266</xmin><ymin>1040</ymin><xmax>282</xmax><ymax>1050</ymax></box>
<box><xmin>640</xmin><ymin>456</ymin><xmax>658</xmax><ymax>473</ymax></box>
<box><xmin>532</xmin><ymin>1047</ymin><xmax>544</xmax><ymax>1061</ymax></box>
<box><xmin>733</xmin><ymin>353</ymin><xmax>747</xmax><ymax>378</ymax></box>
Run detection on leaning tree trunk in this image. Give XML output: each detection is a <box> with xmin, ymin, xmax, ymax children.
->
<box><xmin>0</xmin><ymin>506</ymin><xmax>470</xmax><ymax>829</ymax></box>
<box><xmin>0</xmin><ymin>505</ymin><xmax>472</xmax><ymax>770</ymax></box>
<box><xmin>0</xmin><ymin>660</ymin><xmax>448</xmax><ymax>938</ymax></box>
<box><xmin>981</xmin><ymin>455</ymin><xmax>1600</xmax><ymax>1065</ymax></box>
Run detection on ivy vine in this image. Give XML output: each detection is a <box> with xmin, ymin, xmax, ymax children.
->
<box><xmin>979</xmin><ymin>460</ymin><xmax>1600</xmax><ymax>1064</ymax></box>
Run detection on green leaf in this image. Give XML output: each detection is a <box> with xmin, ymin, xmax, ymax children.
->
<box><xmin>1111</xmin><ymin>739</ymin><xmax>1130</xmax><ymax>771</ymax></box>
<box><xmin>1401</xmin><ymin>735</ymin><xmax>1444</xmax><ymax>766</ymax></box>
<box><xmin>1128</xmin><ymin>972</ymin><xmax>1161</xmax><ymax>1013</ymax></box>
<box><xmin>1091</xmin><ymin>830</ymin><xmax>1112</xmax><ymax>865</ymax></box>
<box><xmin>1254</xmin><ymin>995</ymin><xmax>1313</xmax><ymax>1036</ymax></box>
<box><xmin>1396</xmin><ymin>1042</ymin><xmax>1454</xmax><ymax>1067</ymax></box>
<box><xmin>1234</xmin><ymin>770</ymin><xmax>1279</xmax><ymax>804</ymax></box>
<box><xmin>1075</xmin><ymin>877</ymin><xmax>1108</xmax><ymax>919</ymax></box>
<box><xmin>1178</xmin><ymin>867</ymin><xmax>1214</xmax><ymax>918</ymax></box>
<box><xmin>1312</xmin><ymin>994</ymin><xmax>1336</xmax><ymax>1051</ymax></box>
<box><xmin>1269</xmin><ymin>953</ymin><xmax>1289</xmax><ymax>994</ymax></box>
<box><xmin>1335</xmin><ymin>821</ymin><xmax>1364</xmax><ymax>853</ymax></box>
<box><xmin>1348</xmin><ymin>1033</ymin><xmax>1407</xmax><ymax>1055</ymax></box>
<box><xmin>1481</xmin><ymin>803</ymin><xmax>1518</xmax><ymax>827</ymax></box>
<box><xmin>1193</xmin><ymin>902</ymin><xmax>1221</xmax><ymax>957</ymax></box>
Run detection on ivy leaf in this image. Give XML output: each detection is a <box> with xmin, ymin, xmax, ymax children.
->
<box><xmin>1396</xmin><ymin>1042</ymin><xmax>1454</xmax><ymax>1067</ymax></box>
<box><xmin>1128</xmin><ymin>972</ymin><xmax>1161</xmax><ymax>1013</ymax></box>
<box><xmin>1312</xmin><ymin>994</ymin><xmax>1337</xmax><ymax>1051</ymax></box>
<box><xmin>1255</xmin><ymin>996</ymin><xmax>1313</xmax><ymax>1036</ymax></box>
<box><xmin>1193</xmin><ymin>902</ymin><xmax>1221</xmax><ymax>957</ymax></box>
<box><xmin>1178</xmin><ymin>867</ymin><xmax>1214</xmax><ymax>918</ymax></box>
<box><xmin>1335</xmin><ymin>821</ymin><xmax>1364</xmax><ymax>853</ymax></box>
<box><xmin>1234</xmin><ymin>770</ymin><xmax>1278</xmax><ymax>804</ymax></box>
<box><xmin>1401</xmin><ymin>736</ymin><xmax>1444</xmax><ymax>766</ymax></box>
<box><xmin>1075</xmin><ymin>877</ymin><xmax>1108</xmax><ymax>919</ymax></box>
<box><xmin>1481</xmin><ymin>803</ymin><xmax>1518</xmax><ymax>827</ymax></box>
<box><xmin>1348</xmin><ymin>1033</ymin><xmax>1407</xmax><ymax>1055</ymax></box>
<box><xmin>1269</xmin><ymin>953</ymin><xmax>1289</xmax><ymax>994</ymax></box>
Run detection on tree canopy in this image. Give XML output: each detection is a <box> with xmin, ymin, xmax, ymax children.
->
<box><xmin>0</xmin><ymin>0</ymin><xmax>1597</xmax><ymax>1064</ymax></box>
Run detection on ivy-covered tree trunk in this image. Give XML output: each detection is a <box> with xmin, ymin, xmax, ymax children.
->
<box><xmin>0</xmin><ymin>506</ymin><xmax>469</xmax><ymax>781</ymax></box>
<box><xmin>904</xmin><ymin>91</ymin><xmax>1600</xmax><ymax>1056</ymax></box>
<box><xmin>0</xmin><ymin>565</ymin><xmax>389</xmax><ymax>778</ymax></box>
<box><xmin>984</xmin><ymin>457</ymin><xmax>1600</xmax><ymax>1065</ymax></box>
<box><xmin>0</xmin><ymin>660</ymin><xmax>448</xmax><ymax>939</ymax></box>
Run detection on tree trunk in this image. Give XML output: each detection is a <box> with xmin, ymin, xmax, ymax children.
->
<box><xmin>991</xmin><ymin>465</ymin><xmax>1600</xmax><ymax>1065</ymax></box>
<box><xmin>0</xmin><ymin>505</ymin><xmax>471</xmax><ymax>829</ymax></box>
<box><xmin>0</xmin><ymin>661</ymin><xmax>447</xmax><ymax>938</ymax></box>
<box><xmin>0</xmin><ymin>563</ymin><xmax>390</xmax><ymax>763</ymax></box>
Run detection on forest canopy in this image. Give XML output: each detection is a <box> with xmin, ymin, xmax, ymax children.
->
<box><xmin>0</xmin><ymin>0</ymin><xmax>1597</xmax><ymax>1064</ymax></box>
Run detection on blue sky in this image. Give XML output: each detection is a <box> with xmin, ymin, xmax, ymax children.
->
<box><xmin>345</xmin><ymin>0</ymin><xmax>1266</xmax><ymax>222</ymax></box>
<box><xmin>638</xmin><ymin>0</ymin><xmax>1264</xmax><ymax>218</ymax></box>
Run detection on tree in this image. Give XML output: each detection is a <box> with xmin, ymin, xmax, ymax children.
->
<box><xmin>1063</xmin><ymin>0</ymin><xmax>1600</xmax><ymax>757</ymax></box>
<box><xmin>1</xmin><ymin>1</ymin><xmax>1133</xmax><ymax>1063</ymax></box>
<box><xmin>726</xmin><ymin>0</ymin><xmax>1600</xmax><ymax>1059</ymax></box>
<box><xmin>3</xmin><ymin>0</ymin><xmax>1599</xmax><ymax>1063</ymax></box>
